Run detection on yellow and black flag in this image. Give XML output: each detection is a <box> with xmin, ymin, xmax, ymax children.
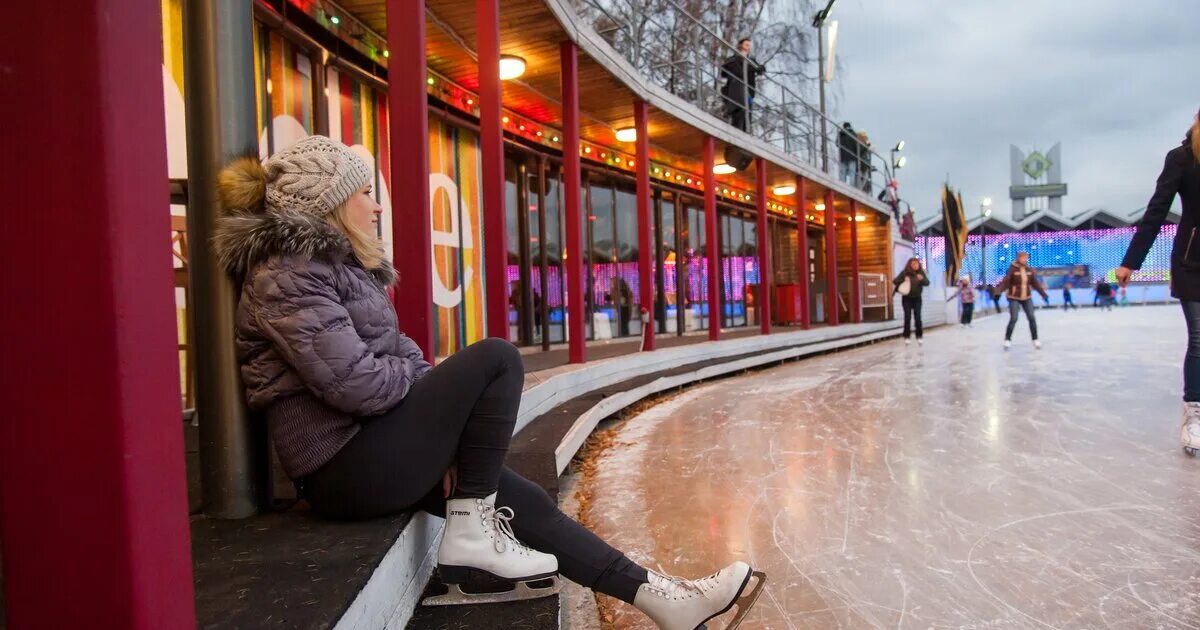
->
<box><xmin>941</xmin><ymin>184</ymin><xmax>968</xmax><ymax>285</ymax></box>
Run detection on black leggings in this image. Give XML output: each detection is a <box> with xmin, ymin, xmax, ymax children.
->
<box><xmin>301</xmin><ymin>338</ymin><xmax>648</xmax><ymax>603</ymax></box>
<box><xmin>901</xmin><ymin>296</ymin><xmax>923</xmax><ymax>339</ymax></box>
<box><xmin>1005</xmin><ymin>298</ymin><xmax>1038</xmax><ymax>341</ymax></box>
<box><xmin>961</xmin><ymin>302</ymin><xmax>975</xmax><ymax>325</ymax></box>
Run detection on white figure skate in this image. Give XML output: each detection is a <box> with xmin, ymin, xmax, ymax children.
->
<box><xmin>1182</xmin><ymin>402</ymin><xmax>1200</xmax><ymax>457</ymax></box>
<box><xmin>1033</xmin><ymin>340</ymin><xmax>1042</xmax><ymax>350</ymax></box>
<box><xmin>422</xmin><ymin>493</ymin><xmax>560</xmax><ymax>606</ymax></box>
<box><xmin>1004</xmin><ymin>340</ymin><xmax>1011</xmax><ymax>350</ymax></box>
<box><xmin>633</xmin><ymin>561</ymin><xmax>766</xmax><ymax>630</ymax></box>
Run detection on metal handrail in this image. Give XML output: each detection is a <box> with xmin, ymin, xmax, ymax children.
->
<box><xmin>574</xmin><ymin>0</ymin><xmax>894</xmax><ymax>198</ymax></box>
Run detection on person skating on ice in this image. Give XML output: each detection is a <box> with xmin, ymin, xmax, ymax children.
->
<box><xmin>1115</xmin><ymin>107</ymin><xmax>1200</xmax><ymax>456</ymax></box>
<box><xmin>213</xmin><ymin>136</ymin><xmax>765</xmax><ymax>627</ymax></box>
<box><xmin>994</xmin><ymin>251</ymin><xmax>1048</xmax><ymax>349</ymax></box>
<box><xmin>1094</xmin><ymin>280</ymin><xmax>1115</xmax><ymax>310</ymax></box>
<box><xmin>948</xmin><ymin>276</ymin><xmax>976</xmax><ymax>327</ymax></box>
<box><xmin>1062</xmin><ymin>280</ymin><xmax>1078</xmax><ymax>310</ymax></box>
<box><xmin>894</xmin><ymin>257</ymin><xmax>931</xmax><ymax>345</ymax></box>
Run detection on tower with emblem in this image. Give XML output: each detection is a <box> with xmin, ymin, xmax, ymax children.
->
<box><xmin>1009</xmin><ymin>143</ymin><xmax>1067</xmax><ymax>221</ymax></box>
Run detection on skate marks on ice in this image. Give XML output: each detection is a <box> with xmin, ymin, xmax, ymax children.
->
<box><xmin>579</xmin><ymin>306</ymin><xmax>1200</xmax><ymax>629</ymax></box>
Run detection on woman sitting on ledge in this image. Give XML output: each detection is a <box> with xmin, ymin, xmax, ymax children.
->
<box><xmin>213</xmin><ymin>136</ymin><xmax>763</xmax><ymax>628</ymax></box>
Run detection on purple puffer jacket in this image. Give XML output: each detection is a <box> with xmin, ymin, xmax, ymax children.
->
<box><xmin>214</xmin><ymin>208</ymin><xmax>431</xmax><ymax>478</ymax></box>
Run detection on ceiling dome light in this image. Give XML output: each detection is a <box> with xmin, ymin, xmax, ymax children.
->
<box><xmin>815</xmin><ymin>202</ymin><xmax>826</xmax><ymax>211</ymax></box>
<box><xmin>713</xmin><ymin>163</ymin><xmax>737</xmax><ymax>175</ymax></box>
<box><xmin>499</xmin><ymin>55</ymin><xmax>526</xmax><ymax>80</ymax></box>
<box><xmin>772</xmin><ymin>184</ymin><xmax>796</xmax><ymax>196</ymax></box>
<box><xmin>615</xmin><ymin>127</ymin><xmax>637</xmax><ymax>143</ymax></box>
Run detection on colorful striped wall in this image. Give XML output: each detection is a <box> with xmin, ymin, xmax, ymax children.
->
<box><xmin>429</xmin><ymin>118</ymin><xmax>487</xmax><ymax>356</ymax></box>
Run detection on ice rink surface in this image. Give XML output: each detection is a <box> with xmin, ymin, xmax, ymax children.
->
<box><xmin>581</xmin><ymin>304</ymin><xmax>1200</xmax><ymax>629</ymax></box>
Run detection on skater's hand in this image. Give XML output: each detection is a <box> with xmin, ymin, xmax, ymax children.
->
<box><xmin>442</xmin><ymin>463</ymin><xmax>457</xmax><ymax>499</ymax></box>
<box><xmin>1114</xmin><ymin>266</ymin><xmax>1132</xmax><ymax>288</ymax></box>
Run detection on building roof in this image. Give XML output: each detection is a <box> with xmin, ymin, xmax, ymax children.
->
<box><xmin>916</xmin><ymin>205</ymin><xmax>1179</xmax><ymax>235</ymax></box>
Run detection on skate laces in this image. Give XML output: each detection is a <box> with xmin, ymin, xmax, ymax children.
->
<box><xmin>648</xmin><ymin>566</ymin><xmax>720</xmax><ymax>600</ymax></box>
<box><xmin>480</xmin><ymin>503</ymin><xmax>529</xmax><ymax>555</ymax></box>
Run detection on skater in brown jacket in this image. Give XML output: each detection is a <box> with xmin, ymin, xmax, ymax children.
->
<box><xmin>994</xmin><ymin>251</ymin><xmax>1048</xmax><ymax>349</ymax></box>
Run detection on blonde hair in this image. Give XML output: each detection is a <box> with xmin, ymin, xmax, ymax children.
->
<box><xmin>327</xmin><ymin>202</ymin><xmax>386</xmax><ymax>270</ymax></box>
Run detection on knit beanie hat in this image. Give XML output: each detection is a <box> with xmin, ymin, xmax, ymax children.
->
<box><xmin>261</xmin><ymin>136</ymin><xmax>372</xmax><ymax>216</ymax></box>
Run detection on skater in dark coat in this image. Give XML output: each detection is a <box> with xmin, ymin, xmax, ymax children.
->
<box><xmin>215</xmin><ymin>136</ymin><xmax>763</xmax><ymax>624</ymax></box>
<box><xmin>984</xmin><ymin>282</ymin><xmax>1002</xmax><ymax>313</ymax></box>
<box><xmin>1094</xmin><ymin>281</ymin><xmax>1114</xmax><ymax>310</ymax></box>
<box><xmin>720</xmin><ymin>37</ymin><xmax>765</xmax><ymax>132</ymax></box>
<box><xmin>1062</xmin><ymin>281</ymin><xmax>1078</xmax><ymax>310</ymax></box>
<box><xmin>838</xmin><ymin>123</ymin><xmax>859</xmax><ymax>184</ymax></box>
<box><xmin>1116</xmin><ymin>108</ymin><xmax>1200</xmax><ymax>454</ymax></box>
<box><xmin>994</xmin><ymin>251</ymin><xmax>1048</xmax><ymax>349</ymax></box>
<box><xmin>894</xmin><ymin>257</ymin><xmax>931</xmax><ymax>344</ymax></box>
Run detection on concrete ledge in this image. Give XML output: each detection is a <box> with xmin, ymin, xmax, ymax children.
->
<box><xmin>334</xmin><ymin>513</ymin><xmax>442</xmax><ymax>630</ymax></box>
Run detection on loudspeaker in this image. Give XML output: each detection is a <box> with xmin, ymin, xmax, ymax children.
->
<box><xmin>723</xmin><ymin>145</ymin><xmax>752</xmax><ymax>171</ymax></box>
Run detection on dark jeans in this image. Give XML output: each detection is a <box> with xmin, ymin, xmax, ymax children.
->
<box><xmin>961</xmin><ymin>302</ymin><xmax>975</xmax><ymax>325</ymax></box>
<box><xmin>1005</xmin><ymin>299</ymin><xmax>1038</xmax><ymax>341</ymax></box>
<box><xmin>1181</xmin><ymin>301</ymin><xmax>1200</xmax><ymax>402</ymax></box>
<box><xmin>303</xmin><ymin>338</ymin><xmax>648</xmax><ymax>603</ymax></box>
<box><xmin>991</xmin><ymin>296</ymin><xmax>1002</xmax><ymax>314</ymax></box>
<box><xmin>901</xmin><ymin>296</ymin><xmax>923</xmax><ymax>339</ymax></box>
<box><xmin>1062</xmin><ymin>291</ymin><xmax>1076</xmax><ymax>310</ymax></box>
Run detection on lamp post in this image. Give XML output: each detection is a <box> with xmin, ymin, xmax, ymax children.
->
<box><xmin>812</xmin><ymin>0</ymin><xmax>838</xmax><ymax>172</ymax></box>
<box><xmin>980</xmin><ymin>197</ymin><xmax>992</xmax><ymax>285</ymax></box>
<box><xmin>891</xmin><ymin>141</ymin><xmax>905</xmax><ymax>177</ymax></box>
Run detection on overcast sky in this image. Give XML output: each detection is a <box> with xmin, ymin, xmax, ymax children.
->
<box><xmin>824</xmin><ymin>0</ymin><xmax>1199</xmax><ymax>224</ymax></box>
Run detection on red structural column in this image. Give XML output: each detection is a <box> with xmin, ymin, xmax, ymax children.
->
<box><xmin>824</xmin><ymin>189</ymin><xmax>840</xmax><ymax>326</ymax></box>
<box><xmin>387</xmin><ymin>0</ymin><xmax>434</xmax><ymax>359</ymax></box>
<box><xmin>0</xmin><ymin>1</ymin><xmax>194</xmax><ymax>626</ymax></box>
<box><xmin>849</xmin><ymin>199</ymin><xmax>862</xmax><ymax>323</ymax></box>
<box><xmin>561</xmin><ymin>42</ymin><xmax>586</xmax><ymax>363</ymax></box>
<box><xmin>795</xmin><ymin>175</ymin><xmax>811</xmax><ymax>329</ymax></box>
<box><xmin>476</xmin><ymin>0</ymin><xmax>508</xmax><ymax>340</ymax></box>
<box><xmin>755</xmin><ymin>158</ymin><xmax>771</xmax><ymax>335</ymax></box>
<box><xmin>703</xmin><ymin>136</ymin><xmax>721</xmax><ymax>340</ymax></box>
<box><xmin>634</xmin><ymin>100</ymin><xmax>655</xmax><ymax>350</ymax></box>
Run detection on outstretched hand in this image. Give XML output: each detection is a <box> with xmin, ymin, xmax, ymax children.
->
<box><xmin>1114</xmin><ymin>266</ymin><xmax>1133</xmax><ymax>288</ymax></box>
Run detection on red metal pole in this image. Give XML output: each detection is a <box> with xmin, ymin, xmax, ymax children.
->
<box><xmin>755</xmin><ymin>158</ymin><xmax>771</xmax><ymax>335</ymax></box>
<box><xmin>825</xmin><ymin>189</ymin><xmax>840</xmax><ymax>326</ymax></box>
<box><xmin>477</xmin><ymin>0</ymin><xmax>508</xmax><ymax>340</ymax></box>
<box><xmin>387</xmin><ymin>0</ymin><xmax>434</xmax><ymax>359</ymax></box>
<box><xmin>796</xmin><ymin>176</ymin><xmax>811</xmax><ymax>329</ymax></box>
<box><xmin>850</xmin><ymin>200</ymin><xmax>862</xmax><ymax>323</ymax></box>
<box><xmin>634</xmin><ymin>100</ymin><xmax>655</xmax><ymax>350</ymax></box>
<box><xmin>561</xmin><ymin>42</ymin><xmax>586</xmax><ymax>363</ymax></box>
<box><xmin>1</xmin><ymin>1</ymin><xmax>194</xmax><ymax>626</ymax></box>
<box><xmin>704</xmin><ymin>136</ymin><xmax>721</xmax><ymax>340</ymax></box>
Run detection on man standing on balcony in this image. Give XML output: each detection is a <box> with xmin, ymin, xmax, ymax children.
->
<box><xmin>721</xmin><ymin>38</ymin><xmax>765</xmax><ymax>132</ymax></box>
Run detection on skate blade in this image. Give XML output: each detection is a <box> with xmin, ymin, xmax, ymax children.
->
<box><xmin>420</xmin><ymin>577</ymin><xmax>561</xmax><ymax>607</ymax></box>
<box><xmin>720</xmin><ymin>571</ymin><xmax>767</xmax><ymax>630</ymax></box>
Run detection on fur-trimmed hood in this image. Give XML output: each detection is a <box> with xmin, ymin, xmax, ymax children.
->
<box><xmin>213</xmin><ymin>208</ymin><xmax>396</xmax><ymax>286</ymax></box>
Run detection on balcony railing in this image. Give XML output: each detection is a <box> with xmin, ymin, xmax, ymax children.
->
<box><xmin>575</xmin><ymin>0</ymin><xmax>893</xmax><ymax>200</ymax></box>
